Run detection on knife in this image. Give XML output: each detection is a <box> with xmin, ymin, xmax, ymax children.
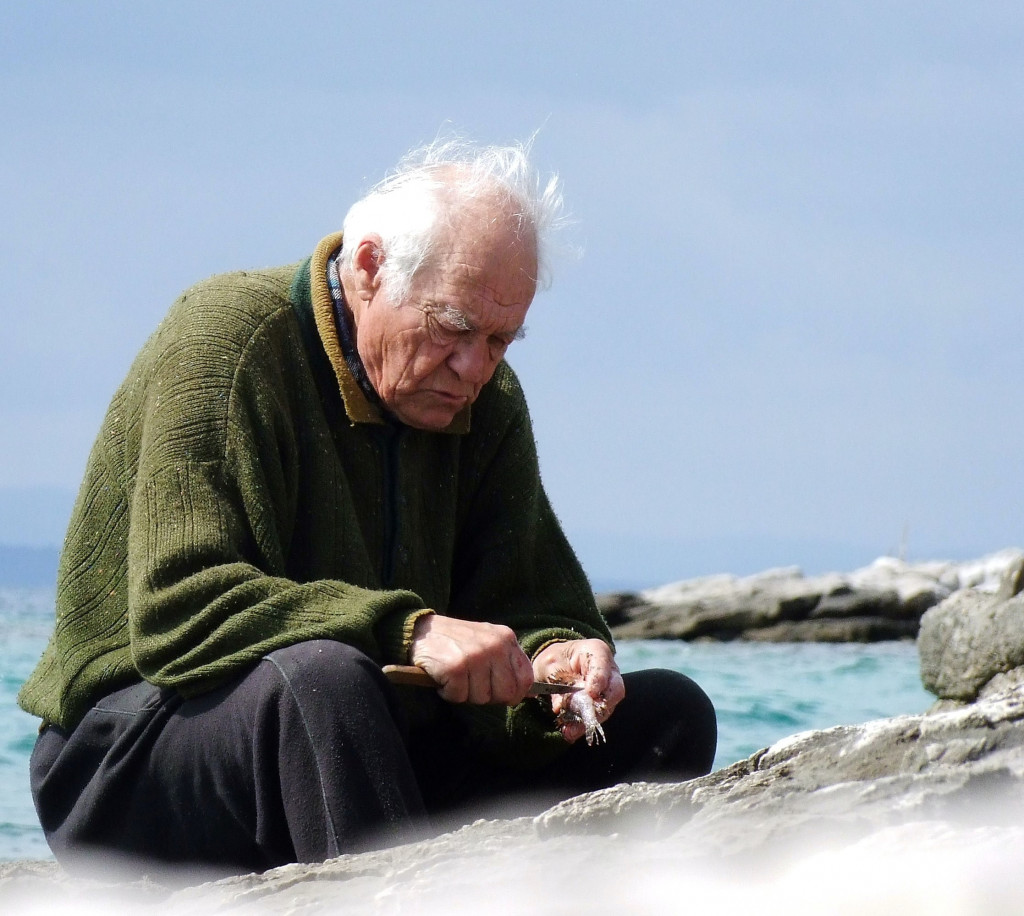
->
<box><xmin>382</xmin><ymin>664</ymin><xmax>580</xmax><ymax>696</ymax></box>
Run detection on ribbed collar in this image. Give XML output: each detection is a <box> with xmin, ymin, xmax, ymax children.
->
<box><xmin>308</xmin><ymin>232</ymin><xmax>471</xmax><ymax>434</ymax></box>
<box><xmin>326</xmin><ymin>248</ymin><xmax>387</xmax><ymax>413</ymax></box>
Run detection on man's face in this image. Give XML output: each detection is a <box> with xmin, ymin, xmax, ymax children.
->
<box><xmin>353</xmin><ymin>219</ymin><xmax>537</xmax><ymax>430</ymax></box>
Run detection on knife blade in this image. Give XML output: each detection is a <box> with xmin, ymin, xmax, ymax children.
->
<box><xmin>382</xmin><ymin>664</ymin><xmax>580</xmax><ymax>696</ymax></box>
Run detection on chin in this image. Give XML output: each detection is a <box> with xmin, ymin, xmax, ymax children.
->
<box><xmin>396</xmin><ymin>408</ymin><xmax>459</xmax><ymax>431</ymax></box>
<box><xmin>390</xmin><ymin>394</ymin><xmax>467</xmax><ymax>431</ymax></box>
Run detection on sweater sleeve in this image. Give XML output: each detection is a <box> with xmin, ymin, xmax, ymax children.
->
<box><xmin>451</xmin><ymin>366</ymin><xmax>610</xmax><ymax>651</ymax></box>
<box><xmin>128</xmin><ymin>459</ymin><xmax>423</xmax><ymax>694</ymax></box>
<box><xmin>448</xmin><ymin>365</ymin><xmax>613</xmax><ymax>765</ymax></box>
<box><xmin>125</xmin><ymin>284</ymin><xmax>425</xmax><ymax>696</ymax></box>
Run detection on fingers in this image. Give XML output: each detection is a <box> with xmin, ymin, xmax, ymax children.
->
<box><xmin>407</xmin><ymin>617</ymin><xmax>626</xmax><ymax>744</ymax></box>
<box><xmin>456</xmin><ymin>644</ymin><xmax>531</xmax><ymax>705</ymax></box>
<box><xmin>558</xmin><ymin>721</ymin><xmax>585</xmax><ymax>745</ymax></box>
<box><xmin>578</xmin><ymin>640</ymin><xmax>624</xmax><ymax>718</ymax></box>
<box><xmin>603</xmin><ymin>666</ymin><xmax>626</xmax><ymax>715</ymax></box>
<box><xmin>535</xmin><ymin>638</ymin><xmax>624</xmax><ymax>743</ymax></box>
<box><xmin>409</xmin><ymin>615</ymin><xmax>534</xmax><ymax>705</ymax></box>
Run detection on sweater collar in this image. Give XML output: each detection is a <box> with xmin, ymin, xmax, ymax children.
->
<box><xmin>308</xmin><ymin>232</ymin><xmax>471</xmax><ymax>434</ymax></box>
<box><xmin>326</xmin><ymin>248</ymin><xmax>387</xmax><ymax>414</ymax></box>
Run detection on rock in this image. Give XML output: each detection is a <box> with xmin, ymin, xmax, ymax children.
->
<box><xmin>741</xmin><ymin>616</ymin><xmax>919</xmax><ymax>642</ymax></box>
<box><xmin>603</xmin><ymin>549</ymin><xmax>1024</xmax><ymax>643</ymax></box>
<box><xmin>919</xmin><ymin>589</ymin><xmax>1024</xmax><ymax>701</ymax></box>
<box><xmin>593</xmin><ymin>591</ymin><xmax>644</xmax><ymax>627</ymax></box>
<box><xmin>9</xmin><ymin>549</ymin><xmax>1024</xmax><ymax>910</ymax></box>
<box><xmin>608</xmin><ymin>568</ymin><xmax>841</xmax><ymax>640</ymax></box>
<box><xmin>7</xmin><ymin>682</ymin><xmax>1024</xmax><ymax>913</ymax></box>
<box><xmin>536</xmin><ymin>682</ymin><xmax>1024</xmax><ymax>853</ymax></box>
<box><xmin>951</xmin><ymin>549</ymin><xmax>1024</xmax><ymax>591</ymax></box>
<box><xmin>0</xmin><ymin>860</ymin><xmax>168</xmax><ymax>911</ymax></box>
<box><xmin>997</xmin><ymin>554</ymin><xmax>1024</xmax><ymax>599</ymax></box>
<box><xmin>980</xmin><ymin>666</ymin><xmax>1024</xmax><ymax>700</ymax></box>
<box><xmin>808</xmin><ymin>586</ymin><xmax>901</xmax><ymax>619</ymax></box>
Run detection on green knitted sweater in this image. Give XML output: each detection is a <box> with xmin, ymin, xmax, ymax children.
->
<box><xmin>18</xmin><ymin>233</ymin><xmax>610</xmax><ymax>765</ymax></box>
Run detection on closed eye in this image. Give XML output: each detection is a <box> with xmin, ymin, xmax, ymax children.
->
<box><xmin>420</xmin><ymin>301</ymin><xmax>527</xmax><ymax>353</ymax></box>
<box><xmin>431</xmin><ymin>304</ymin><xmax>473</xmax><ymax>333</ymax></box>
<box><xmin>496</xmin><ymin>326</ymin><xmax>527</xmax><ymax>347</ymax></box>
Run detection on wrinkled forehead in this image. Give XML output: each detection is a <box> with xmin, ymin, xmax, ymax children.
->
<box><xmin>424</xmin><ymin>206</ymin><xmax>538</xmax><ymax>305</ymax></box>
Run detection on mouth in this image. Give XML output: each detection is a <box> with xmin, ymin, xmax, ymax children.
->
<box><xmin>429</xmin><ymin>390</ymin><xmax>471</xmax><ymax>407</ymax></box>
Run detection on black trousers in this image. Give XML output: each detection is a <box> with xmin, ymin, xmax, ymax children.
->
<box><xmin>31</xmin><ymin>640</ymin><xmax>716</xmax><ymax>875</ymax></box>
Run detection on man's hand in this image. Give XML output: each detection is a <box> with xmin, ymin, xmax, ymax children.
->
<box><xmin>409</xmin><ymin>614</ymin><xmax>535</xmax><ymax>705</ymax></box>
<box><xmin>532</xmin><ymin>639</ymin><xmax>625</xmax><ymax>744</ymax></box>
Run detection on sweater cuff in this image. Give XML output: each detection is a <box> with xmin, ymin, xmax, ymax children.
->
<box><xmin>375</xmin><ymin>607</ymin><xmax>435</xmax><ymax>664</ymax></box>
<box><xmin>530</xmin><ymin>637</ymin><xmax>571</xmax><ymax>661</ymax></box>
<box><xmin>518</xmin><ymin>627</ymin><xmax>590</xmax><ymax>662</ymax></box>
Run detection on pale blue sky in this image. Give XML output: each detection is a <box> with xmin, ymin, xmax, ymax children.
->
<box><xmin>2</xmin><ymin>2</ymin><xmax>1022</xmax><ymax>586</ymax></box>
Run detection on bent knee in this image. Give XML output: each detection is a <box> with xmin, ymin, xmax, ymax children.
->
<box><xmin>623</xmin><ymin>667</ymin><xmax>718</xmax><ymax>776</ymax></box>
<box><xmin>653</xmin><ymin>668</ymin><xmax>717</xmax><ymax>747</ymax></box>
<box><xmin>262</xmin><ymin>640</ymin><xmax>388</xmax><ymax>700</ymax></box>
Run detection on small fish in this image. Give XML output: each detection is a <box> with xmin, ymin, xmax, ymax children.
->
<box><xmin>557</xmin><ymin>689</ymin><xmax>607</xmax><ymax>746</ymax></box>
<box><xmin>547</xmin><ymin>652</ymin><xmax>608</xmax><ymax>747</ymax></box>
<box><xmin>548</xmin><ymin>675</ymin><xmax>607</xmax><ymax>746</ymax></box>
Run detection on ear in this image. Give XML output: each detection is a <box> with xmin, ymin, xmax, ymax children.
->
<box><xmin>350</xmin><ymin>235</ymin><xmax>385</xmax><ymax>301</ymax></box>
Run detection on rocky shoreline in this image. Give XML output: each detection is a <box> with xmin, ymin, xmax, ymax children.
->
<box><xmin>5</xmin><ymin>550</ymin><xmax>1024</xmax><ymax>912</ymax></box>
<box><xmin>599</xmin><ymin>548</ymin><xmax>1024</xmax><ymax>642</ymax></box>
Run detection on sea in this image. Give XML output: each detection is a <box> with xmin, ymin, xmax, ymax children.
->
<box><xmin>0</xmin><ymin>586</ymin><xmax>934</xmax><ymax>862</ymax></box>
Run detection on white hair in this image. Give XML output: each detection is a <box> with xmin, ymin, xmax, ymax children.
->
<box><xmin>340</xmin><ymin>135</ymin><xmax>567</xmax><ymax>301</ymax></box>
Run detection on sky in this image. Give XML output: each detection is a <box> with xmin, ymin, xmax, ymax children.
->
<box><xmin>1</xmin><ymin>2</ymin><xmax>1023</xmax><ymax>588</ymax></box>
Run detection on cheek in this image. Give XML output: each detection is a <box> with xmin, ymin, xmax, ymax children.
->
<box><xmin>383</xmin><ymin>338</ymin><xmax>451</xmax><ymax>391</ymax></box>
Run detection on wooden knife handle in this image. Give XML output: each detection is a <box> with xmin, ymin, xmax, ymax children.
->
<box><xmin>382</xmin><ymin>664</ymin><xmax>438</xmax><ymax>688</ymax></box>
<box><xmin>381</xmin><ymin>663</ymin><xmax>577</xmax><ymax>696</ymax></box>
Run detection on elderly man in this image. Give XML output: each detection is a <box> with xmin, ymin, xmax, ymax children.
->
<box><xmin>20</xmin><ymin>139</ymin><xmax>716</xmax><ymax>873</ymax></box>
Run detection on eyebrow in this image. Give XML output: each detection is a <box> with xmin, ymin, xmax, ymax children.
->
<box><xmin>431</xmin><ymin>303</ymin><xmax>527</xmax><ymax>341</ymax></box>
<box><xmin>433</xmin><ymin>304</ymin><xmax>473</xmax><ymax>331</ymax></box>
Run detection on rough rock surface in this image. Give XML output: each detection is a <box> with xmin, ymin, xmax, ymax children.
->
<box><xmin>601</xmin><ymin>549</ymin><xmax>1024</xmax><ymax>642</ymax></box>
<box><xmin>8</xmin><ymin>550</ymin><xmax>1024</xmax><ymax>912</ymax></box>
<box><xmin>920</xmin><ymin>585</ymin><xmax>1024</xmax><ymax>702</ymax></box>
<box><xmin>5</xmin><ymin>680</ymin><xmax>1024</xmax><ymax>913</ymax></box>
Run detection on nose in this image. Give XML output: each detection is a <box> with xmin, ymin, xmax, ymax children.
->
<box><xmin>447</xmin><ymin>335</ymin><xmax>496</xmax><ymax>385</ymax></box>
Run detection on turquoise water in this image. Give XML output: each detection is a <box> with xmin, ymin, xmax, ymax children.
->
<box><xmin>2</xmin><ymin>588</ymin><xmax>55</xmax><ymax>861</ymax></box>
<box><xmin>1</xmin><ymin>587</ymin><xmax>934</xmax><ymax>861</ymax></box>
<box><xmin>616</xmin><ymin>638</ymin><xmax>934</xmax><ymax>769</ymax></box>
